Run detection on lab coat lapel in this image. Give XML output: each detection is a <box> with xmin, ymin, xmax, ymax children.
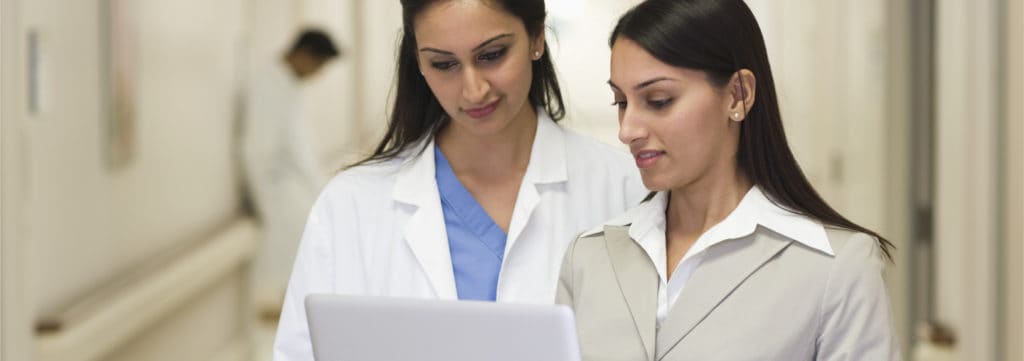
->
<box><xmin>503</xmin><ymin>111</ymin><xmax>566</xmax><ymax>257</ymax></box>
<box><xmin>392</xmin><ymin>142</ymin><xmax>458</xmax><ymax>299</ymax></box>
<box><xmin>655</xmin><ymin>230</ymin><xmax>793</xmax><ymax>359</ymax></box>
<box><xmin>605</xmin><ymin>225</ymin><xmax>658</xmax><ymax>361</ymax></box>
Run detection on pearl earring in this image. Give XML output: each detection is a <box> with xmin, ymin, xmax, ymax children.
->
<box><xmin>534</xmin><ymin>51</ymin><xmax>541</xmax><ymax>59</ymax></box>
<box><xmin>731</xmin><ymin>112</ymin><xmax>742</xmax><ymax>121</ymax></box>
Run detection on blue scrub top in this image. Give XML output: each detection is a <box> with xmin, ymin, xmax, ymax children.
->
<box><xmin>434</xmin><ymin>145</ymin><xmax>508</xmax><ymax>301</ymax></box>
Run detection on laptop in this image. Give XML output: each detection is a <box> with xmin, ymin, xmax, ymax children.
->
<box><xmin>304</xmin><ymin>294</ymin><xmax>582</xmax><ymax>361</ymax></box>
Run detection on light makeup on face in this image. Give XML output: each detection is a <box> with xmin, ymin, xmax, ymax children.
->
<box><xmin>609</xmin><ymin>77</ymin><xmax>682</xmax><ymax>116</ymax></box>
<box><xmin>419</xmin><ymin>33</ymin><xmax>516</xmax><ymax>73</ymax></box>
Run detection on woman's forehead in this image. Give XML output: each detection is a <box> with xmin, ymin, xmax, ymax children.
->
<box><xmin>414</xmin><ymin>0</ymin><xmax>526</xmax><ymax>51</ymax></box>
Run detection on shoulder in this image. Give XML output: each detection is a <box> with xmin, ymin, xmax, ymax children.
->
<box><xmin>777</xmin><ymin>226</ymin><xmax>886</xmax><ymax>279</ymax></box>
<box><xmin>559</xmin><ymin>127</ymin><xmax>639</xmax><ymax>187</ymax></box>
<box><xmin>313</xmin><ymin>155</ymin><xmax>410</xmax><ymax>208</ymax></box>
<box><xmin>819</xmin><ymin>227</ymin><xmax>888</xmax><ymax>293</ymax></box>
<box><xmin>823</xmin><ymin>227</ymin><xmax>885</xmax><ymax>267</ymax></box>
<box><xmin>561</xmin><ymin>127</ymin><xmax>632</xmax><ymax>163</ymax></box>
<box><xmin>327</xmin><ymin>160</ymin><xmax>400</xmax><ymax>190</ymax></box>
<box><xmin>567</xmin><ymin>223</ymin><xmax>632</xmax><ymax>261</ymax></box>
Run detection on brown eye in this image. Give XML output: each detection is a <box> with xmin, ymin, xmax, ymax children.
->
<box><xmin>431</xmin><ymin>61</ymin><xmax>458</xmax><ymax>71</ymax></box>
<box><xmin>477</xmin><ymin>47</ymin><xmax>507</xmax><ymax>62</ymax></box>
<box><xmin>648</xmin><ymin>98</ymin><xmax>672</xmax><ymax>109</ymax></box>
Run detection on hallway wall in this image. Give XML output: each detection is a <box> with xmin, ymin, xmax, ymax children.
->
<box><xmin>1002</xmin><ymin>0</ymin><xmax>1022</xmax><ymax>358</ymax></box>
<box><xmin>7</xmin><ymin>0</ymin><xmax>253</xmax><ymax>359</ymax></box>
<box><xmin>19</xmin><ymin>0</ymin><xmax>245</xmax><ymax>318</ymax></box>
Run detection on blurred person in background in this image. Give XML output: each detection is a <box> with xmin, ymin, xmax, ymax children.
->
<box><xmin>556</xmin><ymin>0</ymin><xmax>900</xmax><ymax>360</ymax></box>
<box><xmin>273</xmin><ymin>0</ymin><xmax>646</xmax><ymax>359</ymax></box>
<box><xmin>241</xmin><ymin>28</ymin><xmax>340</xmax><ymax>318</ymax></box>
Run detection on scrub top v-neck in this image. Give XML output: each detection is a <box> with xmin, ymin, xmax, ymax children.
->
<box><xmin>434</xmin><ymin>145</ymin><xmax>509</xmax><ymax>301</ymax></box>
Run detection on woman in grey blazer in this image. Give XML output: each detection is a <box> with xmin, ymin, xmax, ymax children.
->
<box><xmin>556</xmin><ymin>1</ymin><xmax>901</xmax><ymax>360</ymax></box>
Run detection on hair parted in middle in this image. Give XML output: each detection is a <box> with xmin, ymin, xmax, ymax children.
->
<box><xmin>353</xmin><ymin>0</ymin><xmax>565</xmax><ymax>167</ymax></box>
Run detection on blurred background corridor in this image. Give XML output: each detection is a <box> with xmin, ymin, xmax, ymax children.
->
<box><xmin>1</xmin><ymin>0</ymin><xmax>1021</xmax><ymax>360</ymax></box>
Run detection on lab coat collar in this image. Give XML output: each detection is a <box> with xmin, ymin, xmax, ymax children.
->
<box><xmin>391</xmin><ymin>139</ymin><xmax>458</xmax><ymax>299</ymax></box>
<box><xmin>503</xmin><ymin>109</ymin><xmax>567</xmax><ymax>259</ymax></box>
<box><xmin>392</xmin><ymin>107</ymin><xmax>566</xmax><ymax>203</ymax></box>
<box><xmin>527</xmin><ymin>109</ymin><xmax>568</xmax><ymax>184</ymax></box>
<box><xmin>389</xmin><ymin>108</ymin><xmax>568</xmax><ymax>299</ymax></box>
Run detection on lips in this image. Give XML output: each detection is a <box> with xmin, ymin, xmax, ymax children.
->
<box><xmin>464</xmin><ymin>100</ymin><xmax>499</xmax><ymax>119</ymax></box>
<box><xmin>633</xmin><ymin>150</ymin><xmax>665</xmax><ymax>169</ymax></box>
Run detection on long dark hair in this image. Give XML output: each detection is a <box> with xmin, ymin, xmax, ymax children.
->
<box><xmin>353</xmin><ymin>0</ymin><xmax>565</xmax><ymax>166</ymax></box>
<box><xmin>611</xmin><ymin>0</ymin><xmax>894</xmax><ymax>260</ymax></box>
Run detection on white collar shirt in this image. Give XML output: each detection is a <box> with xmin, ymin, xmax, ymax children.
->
<box><xmin>590</xmin><ymin>186</ymin><xmax>834</xmax><ymax>326</ymax></box>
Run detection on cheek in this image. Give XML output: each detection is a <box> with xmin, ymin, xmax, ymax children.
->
<box><xmin>661</xmin><ymin>106</ymin><xmax>722</xmax><ymax>160</ymax></box>
<box><xmin>492</xmin><ymin>56</ymin><xmax>533</xmax><ymax>97</ymax></box>
<box><xmin>423</xmin><ymin>74</ymin><xmax>459</xmax><ymax>107</ymax></box>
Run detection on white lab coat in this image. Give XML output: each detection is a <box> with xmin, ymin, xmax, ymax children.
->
<box><xmin>273</xmin><ymin>111</ymin><xmax>646</xmax><ymax>361</ymax></box>
<box><xmin>242</xmin><ymin>60</ymin><xmax>325</xmax><ymax>290</ymax></box>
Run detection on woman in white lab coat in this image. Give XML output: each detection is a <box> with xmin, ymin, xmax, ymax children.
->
<box><xmin>273</xmin><ymin>1</ymin><xmax>646</xmax><ymax>360</ymax></box>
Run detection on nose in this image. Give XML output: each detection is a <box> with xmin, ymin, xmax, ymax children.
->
<box><xmin>617</xmin><ymin>107</ymin><xmax>647</xmax><ymax>146</ymax></box>
<box><xmin>461</xmin><ymin>66</ymin><xmax>491</xmax><ymax>104</ymax></box>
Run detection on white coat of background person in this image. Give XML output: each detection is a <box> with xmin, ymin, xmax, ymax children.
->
<box><xmin>273</xmin><ymin>1</ymin><xmax>647</xmax><ymax>360</ymax></box>
<box><xmin>241</xmin><ymin>29</ymin><xmax>340</xmax><ymax>313</ymax></box>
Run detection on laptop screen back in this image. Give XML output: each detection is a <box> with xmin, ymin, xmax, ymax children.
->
<box><xmin>304</xmin><ymin>294</ymin><xmax>581</xmax><ymax>361</ymax></box>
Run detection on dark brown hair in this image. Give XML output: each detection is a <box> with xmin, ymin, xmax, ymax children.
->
<box><xmin>612</xmin><ymin>0</ymin><xmax>894</xmax><ymax>260</ymax></box>
<box><xmin>353</xmin><ymin>0</ymin><xmax>564</xmax><ymax>166</ymax></box>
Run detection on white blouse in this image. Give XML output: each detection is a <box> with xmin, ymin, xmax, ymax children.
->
<box><xmin>581</xmin><ymin>186</ymin><xmax>834</xmax><ymax>326</ymax></box>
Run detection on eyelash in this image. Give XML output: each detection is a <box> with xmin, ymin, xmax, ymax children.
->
<box><xmin>430</xmin><ymin>47</ymin><xmax>508</xmax><ymax>71</ymax></box>
<box><xmin>432</xmin><ymin>61</ymin><xmax>458</xmax><ymax>71</ymax></box>
<box><xmin>478</xmin><ymin>47</ymin><xmax>507</xmax><ymax>62</ymax></box>
<box><xmin>649</xmin><ymin>98</ymin><xmax>672</xmax><ymax>109</ymax></box>
<box><xmin>610</xmin><ymin>98</ymin><xmax>673</xmax><ymax>110</ymax></box>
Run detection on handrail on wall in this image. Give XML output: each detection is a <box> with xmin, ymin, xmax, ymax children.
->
<box><xmin>34</xmin><ymin>218</ymin><xmax>258</xmax><ymax>361</ymax></box>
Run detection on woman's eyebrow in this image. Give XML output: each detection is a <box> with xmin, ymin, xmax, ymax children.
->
<box><xmin>608</xmin><ymin>77</ymin><xmax>678</xmax><ymax>91</ymax></box>
<box><xmin>419</xmin><ymin>33</ymin><xmax>514</xmax><ymax>55</ymax></box>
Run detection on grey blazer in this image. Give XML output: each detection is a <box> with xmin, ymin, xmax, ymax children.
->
<box><xmin>556</xmin><ymin>225</ymin><xmax>900</xmax><ymax>361</ymax></box>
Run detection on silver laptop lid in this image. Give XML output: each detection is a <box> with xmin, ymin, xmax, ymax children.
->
<box><xmin>304</xmin><ymin>294</ymin><xmax>581</xmax><ymax>361</ymax></box>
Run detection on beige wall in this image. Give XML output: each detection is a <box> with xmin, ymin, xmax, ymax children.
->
<box><xmin>2</xmin><ymin>0</ymin><xmax>34</xmax><ymax>358</ymax></box>
<box><xmin>542</xmin><ymin>0</ymin><xmax>642</xmax><ymax>146</ymax></box>
<box><xmin>297</xmin><ymin>0</ymin><xmax>362</xmax><ymax>168</ymax></box>
<box><xmin>6</xmin><ymin>0</ymin><xmax>253</xmax><ymax>359</ymax></box>
<box><xmin>934</xmin><ymin>0</ymin><xmax>1003</xmax><ymax>359</ymax></box>
<box><xmin>348</xmin><ymin>1</ymin><xmax>402</xmax><ymax>158</ymax></box>
<box><xmin>1003</xmin><ymin>0</ymin><xmax>1022</xmax><ymax>358</ymax></box>
<box><xmin>23</xmin><ymin>0</ymin><xmax>245</xmax><ymax>317</ymax></box>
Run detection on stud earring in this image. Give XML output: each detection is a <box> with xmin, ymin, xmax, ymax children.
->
<box><xmin>731</xmin><ymin>111</ymin><xmax>742</xmax><ymax>121</ymax></box>
<box><xmin>534</xmin><ymin>51</ymin><xmax>541</xmax><ymax>59</ymax></box>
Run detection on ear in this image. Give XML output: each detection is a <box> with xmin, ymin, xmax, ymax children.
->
<box><xmin>728</xmin><ymin>69</ymin><xmax>757</xmax><ymax>121</ymax></box>
<box><xmin>530</xmin><ymin>31</ymin><xmax>546</xmax><ymax>60</ymax></box>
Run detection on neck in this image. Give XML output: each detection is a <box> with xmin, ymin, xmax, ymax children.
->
<box><xmin>666</xmin><ymin>167</ymin><xmax>752</xmax><ymax>238</ymax></box>
<box><xmin>436</xmin><ymin>106</ymin><xmax>538</xmax><ymax>179</ymax></box>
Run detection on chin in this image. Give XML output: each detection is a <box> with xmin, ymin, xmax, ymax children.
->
<box><xmin>454</xmin><ymin>114</ymin><xmax>509</xmax><ymax>135</ymax></box>
<box><xmin>639</xmin><ymin>176</ymin><xmax>671</xmax><ymax>192</ymax></box>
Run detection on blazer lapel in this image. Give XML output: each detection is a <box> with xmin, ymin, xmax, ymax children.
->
<box><xmin>605</xmin><ymin>225</ymin><xmax>658</xmax><ymax>361</ymax></box>
<box><xmin>655</xmin><ymin>230</ymin><xmax>793</xmax><ymax>359</ymax></box>
<box><xmin>392</xmin><ymin>144</ymin><xmax>458</xmax><ymax>300</ymax></box>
